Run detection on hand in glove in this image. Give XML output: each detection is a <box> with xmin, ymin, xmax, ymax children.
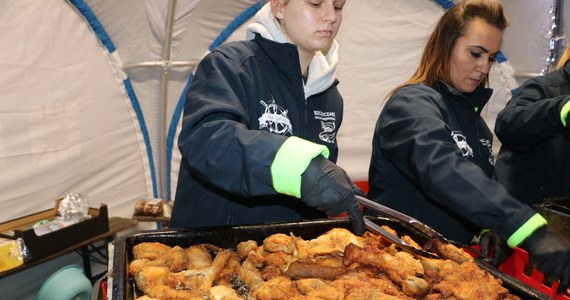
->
<box><xmin>301</xmin><ymin>155</ymin><xmax>365</xmax><ymax>236</ymax></box>
<box><xmin>521</xmin><ymin>226</ymin><xmax>570</xmax><ymax>294</ymax></box>
<box><xmin>479</xmin><ymin>230</ymin><xmax>512</xmax><ymax>267</ymax></box>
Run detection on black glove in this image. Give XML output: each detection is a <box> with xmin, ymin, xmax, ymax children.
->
<box><xmin>521</xmin><ymin>226</ymin><xmax>570</xmax><ymax>294</ymax></box>
<box><xmin>479</xmin><ymin>231</ymin><xmax>512</xmax><ymax>267</ymax></box>
<box><xmin>301</xmin><ymin>156</ymin><xmax>365</xmax><ymax>236</ymax></box>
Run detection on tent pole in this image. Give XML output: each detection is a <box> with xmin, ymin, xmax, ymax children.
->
<box><xmin>123</xmin><ymin>61</ymin><xmax>194</xmax><ymax>69</ymax></box>
<box><xmin>543</xmin><ymin>0</ymin><xmax>564</xmax><ymax>73</ymax></box>
<box><xmin>159</xmin><ymin>0</ymin><xmax>177</xmax><ymax>203</ymax></box>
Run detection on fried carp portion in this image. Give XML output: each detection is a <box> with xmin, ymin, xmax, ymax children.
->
<box><xmin>253</xmin><ymin>276</ymin><xmax>302</xmax><ymax>300</ymax></box>
<box><xmin>132</xmin><ymin>242</ymin><xmax>172</xmax><ymax>260</ymax></box>
<box><xmin>130</xmin><ymin>245</ymin><xmax>189</xmax><ymax>273</ymax></box>
<box><xmin>294</xmin><ymin>278</ymin><xmax>344</xmax><ymax>300</ymax></box>
<box><xmin>295</xmin><ymin>228</ymin><xmax>364</xmax><ymax>260</ymax></box>
<box><xmin>343</xmin><ymin>243</ymin><xmax>429</xmax><ymax>298</ymax></box>
<box><xmin>285</xmin><ymin>260</ymin><xmax>347</xmax><ymax>280</ymax></box>
<box><xmin>420</xmin><ymin>258</ymin><xmax>513</xmax><ymax>300</ymax></box>
<box><xmin>330</xmin><ymin>266</ymin><xmax>410</xmax><ymax>299</ymax></box>
<box><xmin>133</xmin><ymin>266</ymin><xmax>207</xmax><ymax>299</ymax></box>
<box><xmin>130</xmin><ymin>244</ymin><xmax>233</xmax><ymax>300</ymax></box>
<box><xmin>429</xmin><ymin>239</ymin><xmax>474</xmax><ymax>264</ymax></box>
<box><xmin>264</xmin><ymin>233</ymin><xmax>296</xmax><ymax>254</ymax></box>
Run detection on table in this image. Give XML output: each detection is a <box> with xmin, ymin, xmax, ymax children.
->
<box><xmin>0</xmin><ymin>217</ymin><xmax>138</xmax><ymax>283</ymax></box>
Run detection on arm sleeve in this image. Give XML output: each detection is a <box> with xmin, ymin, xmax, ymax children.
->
<box><xmin>179</xmin><ymin>52</ymin><xmax>285</xmax><ymax>197</ymax></box>
<box><xmin>378</xmin><ymin>86</ymin><xmax>543</xmax><ymax>242</ymax></box>
<box><xmin>495</xmin><ymin>78</ymin><xmax>570</xmax><ymax>150</ymax></box>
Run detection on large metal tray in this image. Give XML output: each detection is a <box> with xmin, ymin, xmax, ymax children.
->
<box><xmin>535</xmin><ymin>197</ymin><xmax>570</xmax><ymax>244</ymax></box>
<box><xmin>111</xmin><ymin>216</ymin><xmax>550</xmax><ymax>300</ymax></box>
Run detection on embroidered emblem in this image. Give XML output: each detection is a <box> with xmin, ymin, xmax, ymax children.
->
<box><xmin>314</xmin><ymin>110</ymin><xmax>336</xmax><ymax>144</ymax></box>
<box><xmin>258</xmin><ymin>99</ymin><xmax>292</xmax><ymax>135</ymax></box>
<box><xmin>451</xmin><ymin>131</ymin><xmax>473</xmax><ymax>157</ymax></box>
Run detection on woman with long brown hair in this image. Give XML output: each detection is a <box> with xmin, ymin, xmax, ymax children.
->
<box><xmin>367</xmin><ymin>0</ymin><xmax>570</xmax><ymax>294</ymax></box>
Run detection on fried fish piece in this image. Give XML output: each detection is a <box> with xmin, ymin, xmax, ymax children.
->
<box><xmin>343</xmin><ymin>243</ymin><xmax>428</xmax><ymax>298</ymax></box>
<box><xmin>331</xmin><ymin>266</ymin><xmax>409</xmax><ymax>299</ymax></box>
<box><xmin>237</xmin><ymin>259</ymin><xmax>265</xmax><ymax>291</ymax></box>
<box><xmin>132</xmin><ymin>242</ymin><xmax>172</xmax><ymax>260</ymax></box>
<box><xmin>186</xmin><ymin>244</ymin><xmax>213</xmax><ymax>269</ymax></box>
<box><xmin>175</xmin><ymin>249</ymin><xmax>232</xmax><ymax>290</ymax></box>
<box><xmin>253</xmin><ymin>276</ymin><xmax>302</xmax><ymax>300</ymax></box>
<box><xmin>429</xmin><ymin>239</ymin><xmax>474</xmax><ymax>264</ymax></box>
<box><xmin>295</xmin><ymin>228</ymin><xmax>364</xmax><ymax>260</ymax></box>
<box><xmin>285</xmin><ymin>260</ymin><xmax>347</xmax><ymax>280</ymax></box>
<box><xmin>133</xmin><ymin>266</ymin><xmax>207</xmax><ymax>299</ymax></box>
<box><xmin>236</xmin><ymin>240</ymin><xmax>258</xmax><ymax>259</ymax></box>
<box><xmin>295</xmin><ymin>278</ymin><xmax>343</xmax><ymax>300</ymax></box>
<box><xmin>264</xmin><ymin>233</ymin><xmax>295</xmax><ymax>254</ymax></box>
<box><xmin>420</xmin><ymin>258</ymin><xmax>512</xmax><ymax>300</ymax></box>
<box><xmin>130</xmin><ymin>245</ymin><xmax>189</xmax><ymax>273</ymax></box>
<box><xmin>208</xmin><ymin>285</ymin><xmax>244</xmax><ymax>300</ymax></box>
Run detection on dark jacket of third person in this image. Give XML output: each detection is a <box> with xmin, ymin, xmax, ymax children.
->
<box><xmin>367</xmin><ymin>81</ymin><xmax>538</xmax><ymax>244</ymax></box>
<box><xmin>495</xmin><ymin>61</ymin><xmax>570</xmax><ymax>205</ymax></box>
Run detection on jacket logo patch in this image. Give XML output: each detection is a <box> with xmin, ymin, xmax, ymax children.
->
<box><xmin>480</xmin><ymin>138</ymin><xmax>495</xmax><ymax>165</ymax></box>
<box><xmin>451</xmin><ymin>131</ymin><xmax>473</xmax><ymax>157</ymax></box>
<box><xmin>314</xmin><ymin>110</ymin><xmax>336</xmax><ymax>144</ymax></box>
<box><xmin>258</xmin><ymin>99</ymin><xmax>292</xmax><ymax>135</ymax></box>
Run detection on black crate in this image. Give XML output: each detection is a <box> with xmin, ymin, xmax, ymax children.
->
<box><xmin>0</xmin><ymin>204</ymin><xmax>110</xmax><ymax>262</ymax></box>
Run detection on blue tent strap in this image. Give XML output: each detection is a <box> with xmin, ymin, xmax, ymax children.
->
<box><xmin>208</xmin><ymin>0</ymin><xmax>268</xmax><ymax>51</ymax></box>
<box><xmin>433</xmin><ymin>0</ymin><xmax>455</xmax><ymax>10</ymax></box>
<box><xmin>68</xmin><ymin>0</ymin><xmax>159</xmax><ymax>197</ymax></box>
<box><xmin>166</xmin><ymin>74</ymin><xmax>193</xmax><ymax>200</ymax></box>
<box><xmin>68</xmin><ymin>0</ymin><xmax>115</xmax><ymax>53</ymax></box>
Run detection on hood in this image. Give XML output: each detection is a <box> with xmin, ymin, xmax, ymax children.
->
<box><xmin>246</xmin><ymin>3</ymin><xmax>338</xmax><ymax>99</ymax></box>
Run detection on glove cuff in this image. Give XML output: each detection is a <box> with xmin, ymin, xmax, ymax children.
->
<box><xmin>507</xmin><ymin>213</ymin><xmax>547</xmax><ymax>248</ymax></box>
<box><xmin>271</xmin><ymin>137</ymin><xmax>329</xmax><ymax>198</ymax></box>
<box><xmin>561</xmin><ymin>99</ymin><xmax>570</xmax><ymax>127</ymax></box>
<box><xmin>479</xmin><ymin>228</ymin><xmax>490</xmax><ymax>237</ymax></box>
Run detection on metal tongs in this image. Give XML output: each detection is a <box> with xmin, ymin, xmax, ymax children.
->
<box><xmin>356</xmin><ymin>195</ymin><xmax>449</xmax><ymax>259</ymax></box>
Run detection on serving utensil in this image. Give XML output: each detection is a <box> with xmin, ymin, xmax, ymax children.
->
<box><xmin>356</xmin><ymin>195</ymin><xmax>489</xmax><ymax>262</ymax></box>
<box><xmin>362</xmin><ymin>215</ymin><xmax>440</xmax><ymax>258</ymax></box>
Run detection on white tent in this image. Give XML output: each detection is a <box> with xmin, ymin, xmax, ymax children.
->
<box><xmin>0</xmin><ymin>0</ymin><xmax>566</xmax><ymax>298</ymax></box>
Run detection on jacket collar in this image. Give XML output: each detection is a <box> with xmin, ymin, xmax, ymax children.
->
<box><xmin>435</xmin><ymin>80</ymin><xmax>493</xmax><ymax>113</ymax></box>
<box><xmin>561</xmin><ymin>60</ymin><xmax>570</xmax><ymax>82</ymax></box>
<box><xmin>253</xmin><ymin>33</ymin><xmax>301</xmax><ymax>78</ymax></box>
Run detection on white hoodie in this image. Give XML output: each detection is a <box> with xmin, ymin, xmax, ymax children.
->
<box><xmin>246</xmin><ymin>3</ymin><xmax>339</xmax><ymax>99</ymax></box>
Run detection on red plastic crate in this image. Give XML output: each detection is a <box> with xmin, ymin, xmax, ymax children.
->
<box><xmin>466</xmin><ymin>246</ymin><xmax>569</xmax><ymax>300</ymax></box>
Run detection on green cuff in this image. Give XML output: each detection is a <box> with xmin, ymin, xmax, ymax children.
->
<box><xmin>271</xmin><ymin>136</ymin><xmax>329</xmax><ymax>198</ymax></box>
<box><xmin>506</xmin><ymin>213</ymin><xmax>548</xmax><ymax>248</ymax></box>
<box><xmin>561</xmin><ymin>100</ymin><xmax>570</xmax><ymax>127</ymax></box>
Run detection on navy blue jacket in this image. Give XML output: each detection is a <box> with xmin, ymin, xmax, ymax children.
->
<box><xmin>367</xmin><ymin>81</ymin><xmax>538</xmax><ymax>244</ymax></box>
<box><xmin>495</xmin><ymin>63</ymin><xmax>570</xmax><ymax>204</ymax></box>
<box><xmin>170</xmin><ymin>35</ymin><xmax>343</xmax><ymax>228</ymax></box>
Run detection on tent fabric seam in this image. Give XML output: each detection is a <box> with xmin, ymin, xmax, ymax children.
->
<box><xmin>68</xmin><ymin>0</ymin><xmax>158</xmax><ymax>197</ymax></box>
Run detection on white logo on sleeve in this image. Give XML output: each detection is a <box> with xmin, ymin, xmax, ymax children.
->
<box><xmin>314</xmin><ymin>110</ymin><xmax>336</xmax><ymax>144</ymax></box>
<box><xmin>258</xmin><ymin>99</ymin><xmax>293</xmax><ymax>135</ymax></box>
<box><xmin>451</xmin><ymin>131</ymin><xmax>473</xmax><ymax>157</ymax></box>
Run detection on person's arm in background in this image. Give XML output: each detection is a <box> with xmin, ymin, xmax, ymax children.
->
<box><xmin>495</xmin><ymin>76</ymin><xmax>570</xmax><ymax>150</ymax></box>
